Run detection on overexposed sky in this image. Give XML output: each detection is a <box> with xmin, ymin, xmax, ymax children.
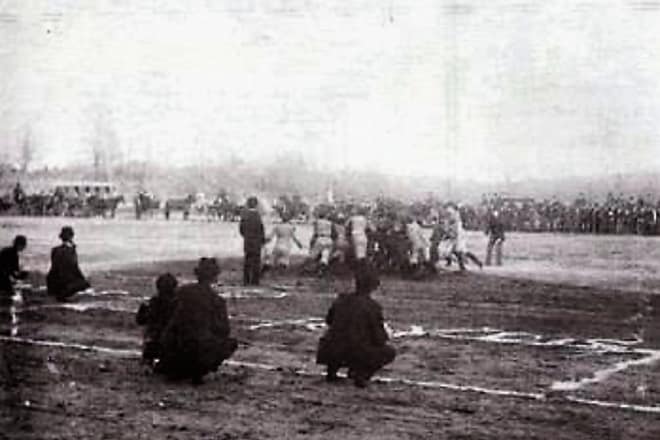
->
<box><xmin>1</xmin><ymin>0</ymin><xmax>660</xmax><ymax>182</ymax></box>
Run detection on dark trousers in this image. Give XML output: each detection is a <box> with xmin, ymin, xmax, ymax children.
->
<box><xmin>485</xmin><ymin>237</ymin><xmax>504</xmax><ymax>266</ymax></box>
<box><xmin>317</xmin><ymin>338</ymin><xmax>396</xmax><ymax>380</ymax></box>
<box><xmin>48</xmin><ymin>278</ymin><xmax>90</xmax><ymax>302</ymax></box>
<box><xmin>243</xmin><ymin>248</ymin><xmax>262</xmax><ymax>286</ymax></box>
<box><xmin>0</xmin><ymin>275</ymin><xmax>14</xmax><ymax>297</ymax></box>
<box><xmin>157</xmin><ymin>337</ymin><xmax>238</xmax><ymax>380</ymax></box>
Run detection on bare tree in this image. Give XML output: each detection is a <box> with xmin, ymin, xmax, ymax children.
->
<box><xmin>88</xmin><ymin>105</ymin><xmax>121</xmax><ymax>181</ymax></box>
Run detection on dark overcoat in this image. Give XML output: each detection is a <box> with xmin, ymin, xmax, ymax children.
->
<box><xmin>136</xmin><ymin>292</ymin><xmax>177</xmax><ymax>360</ymax></box>
<box><xmin>239</xmin><ymin>208</ymin><xmax>265</xmax><ymax>253</ymax></box>
<box><xmin>0</xmin><ymin>246</ymin><xmax>19</xmax><ymax>294</ymax></box>
<box><xmin>158</xmin><ymin>283</ymin><xmax>236</xmax><ymax>379</ymax></box>
<box><xmin>46</xmin><ymin>244</ymin><xmax>90</xmax><ymax>300</ymax></box>
<box><xmin>316</xmin><ymin>292</ymin><xmax>395</xmax><ymax>373</ymax></box>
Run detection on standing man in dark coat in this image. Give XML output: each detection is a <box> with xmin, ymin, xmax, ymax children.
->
<box><xmin>136</xmin><ymin>273</ymin><xmax>179</xmax><ymax>364</ymax></box>
<box><xmin>316</xmin><ymin>265</ymin><xmax>396</xmax><ymax>388</ymax></box>
<box><xmin>485</xmin><ymin>210</ymin><xmax>506</xmax><ymax>266</ymax></box>
<box><xmin>157</xmin><ymin>258</ymin><xmax>237</xmax><ymax>384</ymax></box>
<box><xmin>0</xmin><ymin>235</ymin><xmax>28</xmax><ymax>296</ymax></box>
<box><xmin>239</xmin><ymin>196</ymin><xmax>265</xmax><ymax>286</ymax></box>
<box><xmin>46</xmin><ymin>226</ymin><xmax>90</xmax><ymax>301</ymax></box>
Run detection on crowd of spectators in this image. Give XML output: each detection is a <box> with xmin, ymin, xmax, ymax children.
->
<box><xmin>460</xmin><ymin>193</ymin><xmax>660</xmax><ymax>235</ymax></box>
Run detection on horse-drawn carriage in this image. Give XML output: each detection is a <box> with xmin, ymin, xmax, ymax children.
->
<box><xmin>53</xmin><ymin>182</ymin><xmax>124</xmax><ymax>218</ymax></box>
<box><xmin>0</xmin><ymin>181</ymin><xmax>124</xmax><ymax>217</ymax></box>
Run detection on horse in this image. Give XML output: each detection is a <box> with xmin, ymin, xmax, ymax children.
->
<box><xmin>20</xmin><ymin>193</ymin><xmax>54</xmax><ymax>216</ymax></box>
<box><xmin>191</xmin><ymin>193</ymin><xmax>211</xmax><ymax>220</ymax></box>
<box><xmin>134</xmin><ymin>192</ymin><xmax>161</xmax><ymax>219</ymax></box>
<box><xmin>0</xmin><ymin>193</ymin><xmax>14</xmax><ymax>214</ymax></box>
<box><xmin>205</xmin><ymin>195</ymin><xmax>241</xmax><ymax>222</ymax></box>
<box><xmin>86</xmin><ymin>194</ymin><xmax>125</xmax><ymax>218</ymax></box>
<box><xmin>164</xmin><ymin>195</ymin><xmax>194</xmax><ymax>220</ymax></box>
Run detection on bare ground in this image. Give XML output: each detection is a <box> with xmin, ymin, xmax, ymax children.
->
<box><xmin>2</xmin><ymin>256</ymin><xmax>660</xmax><ymax>439</ymax></box>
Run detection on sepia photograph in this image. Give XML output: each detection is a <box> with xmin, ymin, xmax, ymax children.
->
<box><xmin>2</xmin><ymin>0</ymin><xmax>660</xmax><ymax>438</ymax></box>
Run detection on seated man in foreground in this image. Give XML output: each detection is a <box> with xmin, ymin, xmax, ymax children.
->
<box><xmin>157</xmin><ymin>258</ymin><xmax>237</xmax><ymax>384</ymax></box>
<box><xmin>46</xmin><ymin>226</ymin><xmax>91</xmax><ymax>301</ymax></box>
<box><xmin>316</xmin><ymin>266</ymin><xmax>396</xmax><ymax>388</ymax></box>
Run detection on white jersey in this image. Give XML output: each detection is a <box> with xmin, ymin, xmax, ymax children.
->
<box><xmin>349</xmin><ymin>215</ymin><xmax>368</xmax><ymax>239</ymax></box>
<box><xmin>314</xmin><ymin>218</ymin><xmax>333</xmax><ymax>238</ymax></box>
<box><xmin>270</xmin><ymin>224</ymin><xmax>296</xmax><ymax>252</ymax></box>
<box><xmin>406</xmin><ymin>221</ymin><xmax>428</xmax><ymax>249</ymax></box>
<box><xmin>447</xmin><ymin>209</ymin><xmax>467</xmax><ymax>253</ymax></box>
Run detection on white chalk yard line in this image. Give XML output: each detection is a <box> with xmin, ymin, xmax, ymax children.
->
<box><xmin>6</xmin><ymin>288</ymin><xmax>660</xmax><ymax>400</ymax></box>
<box><xmin>0</xmin><ymin>335</ymin><xmax>141</xmax><ymax>357</ymax></box>
<box><xmin>15</xmin><ymin>283</ymin><xmax>290</xmax><ymax>300</ymax></box>
<box><xmin>248</xmin><ymin>317</ymin><xmax>326</xmax><ymax>331</ymax></box>
<box><xmin>2</xmin><ymin>335</ymin><xmax>660</xmax><ymax>414</ymax></box>
<box><xmin>551</xmin><ymin>349</ymin><xmax>660</xmax><ymax>392</ymax></box>
<box><xmin>23</xmin><ymin>302</ymin><xmax>137</xmax><ymax>314</ymax></box>
<box><xmin>8</xmin><ymin>305</ymin><xmax>652</xmax><ymax>360</ymax></box>
<box><xmin>246</xmin><ymin>319</ymin><xmax>660</xmax><ymax>395</ymax></box>
<box><xmin>248</xmin><ymin>318</ymin><xmax>648</xmax><ymax>355</ymax></box>
<box><xmin>78</xmin><ymin>289</ymin><xmax>131</xmax><ymax>297</ymax></box>
<box><xmin>9</xmin><ymin>289</ymin><xmax>23</xmax><ymax>337</ymax></box>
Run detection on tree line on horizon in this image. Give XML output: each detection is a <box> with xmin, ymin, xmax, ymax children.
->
<box><xmin>3</xmin><ymin>158</ymin><xmax>660</xmax><ymax>205</ymax></box>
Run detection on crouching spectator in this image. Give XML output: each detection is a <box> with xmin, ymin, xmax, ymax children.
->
<box><xmin>136</xmin><ymin>273</ymin><xmax>178</xmax><ymax>364</ymax></box>
<box><xmin>316</xmin><ymin>265</ymin><xmax>396</xmax><ymax>388</ymax></box>
<box><xmin>157</xmin><ymin>258</ymin><xmax>237</xmax><ymax>384</ymax></box>
<box><xmin>46</xmin><ymin>227</ymin><xmax>90</xmax><ymax>301</ymax></box>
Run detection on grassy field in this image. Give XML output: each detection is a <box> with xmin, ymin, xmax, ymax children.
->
<box><xmin>3</xmin><ymin>216</ymin><xmax>660</xmax><ymax>292</ymax></box>
<box><xmin>2</xmin><ymin>216</ymin><xmax>660</xmax><ymax>438</ymax></box>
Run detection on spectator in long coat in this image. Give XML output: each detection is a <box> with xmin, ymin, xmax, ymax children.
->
<box><xmin>316</xmin><ymin>266</ymin><xmax>396</xmax><ymax>388</ymax></box>
<box><xmin>157</xmin><ymin>258</ymin><xmax>237</xmax><ymax>384</ymax></box>
<box><xmin>0</xmin><ymin>235</ymin><xmax>28</xmax><ymax>296</ymax></box>
<box><xmin>239</xmin><ymin>196</ymin><xmax>265</xmax><ymax>286</ymax></box>
<box><xmin>136</xmin><ymin>273</ymin><xmax>178</xmax><ymax>363</ymax></box>
<box><xmin>46</xmin><ymin>227</ymin><xmax>90</xmax><ymax>301</ymax></box>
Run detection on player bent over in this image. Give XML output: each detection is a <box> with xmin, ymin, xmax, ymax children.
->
<box><xmin>316</xmin><ymin>266</ymin><xmax>396</xmax><ymax>388</ymax></box>
<box><xmin>263</xmin><ymin>214</ymin><xmax>303</xmax><ymax>273</ymax></box>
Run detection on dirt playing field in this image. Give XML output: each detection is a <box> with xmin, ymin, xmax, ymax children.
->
<box><xmin>2</xmin><ymin>217</ymin><xmax>660</xmax><ymax>439</ymax></box>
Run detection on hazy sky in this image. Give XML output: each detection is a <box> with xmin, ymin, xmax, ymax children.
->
<box><xmin>1</xmin><ymin>0</ymin><xmax>660</xmax><ymax>182</ymax></box>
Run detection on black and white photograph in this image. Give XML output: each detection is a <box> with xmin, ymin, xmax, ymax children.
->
<box><xmin>2</xmin><ymin>1</ymin><xmax>660</xmax><ymax>438</ymax></box>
